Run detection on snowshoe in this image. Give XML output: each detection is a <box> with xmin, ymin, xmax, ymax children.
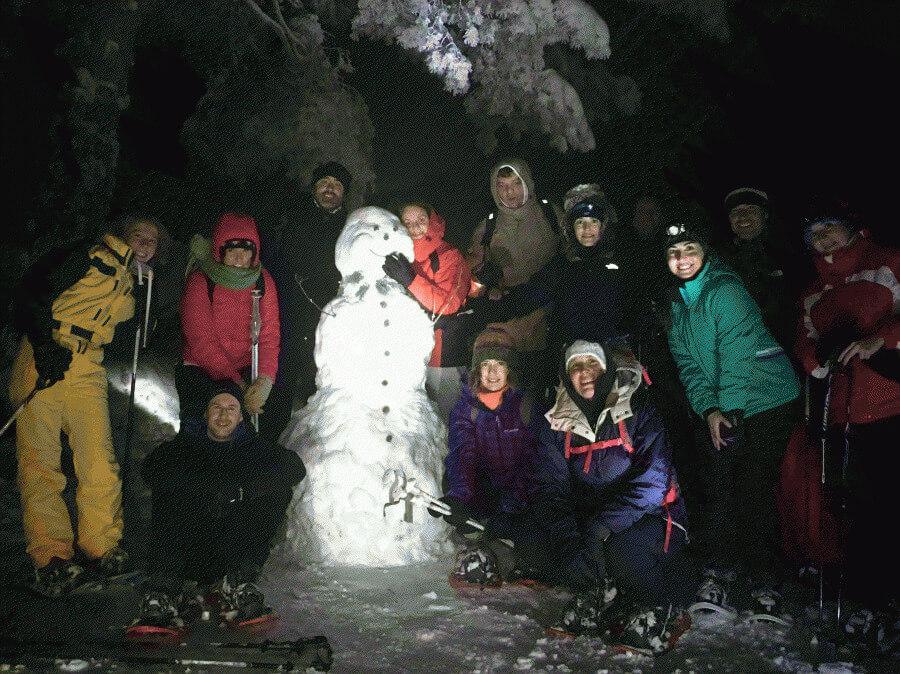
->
<box><xmin>547</xmin><ymin>578</ymin><xmax>619</xmax><ymax>639</ymax></box>
<box><xmin>30</xmin><ymin>557</ymin><xmax>87</xmax><ymax>598</ymax></box>
<box><xmin>840</xmin><ymin>606</ymin><xmax>899</xmax><ymax>656</ymax></box>
<box><xmin>613</xmin><ymin>604</ymin><xmax>692</xmax><ymax>657</ymax></box>
<box><xmin>450</xmin><ymin>547</ymin><xmax>501</xmax><ymax>587</ymax></box>
<box><xmin>744</xmin><ymin>587</ymin><xmax>791</xmax><ymax>627</ymax></box>
<box><xmin>689</xmin><ymin>570</ymin><xmax>737</xmax><ymax>619</ymax></box>
<box><xmin>71</xmin><ymin>569</ymin><xmax>144</xmax><ymax>594</ymax></box>
<box><xmin>125</xmin><ymin>591</ymin><xmax>185</xmax><ymax>642</ymax></box>
<box><xmin>177</xmin><ymin>582</ymin><xmax>210</xmax><ymax>624</ymax></box>
<box><xmin>219</xmin><ymin>578</ymin><xmax>276</xmax><ymax>628</ymax></box>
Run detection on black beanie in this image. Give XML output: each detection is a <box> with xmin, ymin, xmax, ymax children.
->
<box><xmin>311</xmin><ymin>161</ymin><xmax>352</xmax><ymax>193</ymax></box>
<box><xmin>662</xmin><ymin>221</ymin><xmax>708</xmax><ymax>256</ymax></box>
<box><xmin>207</xmin><ymin>379</ymin><xmax>244</xmax><ymax>409</ymax></box>
<box><xmin>724</xmin><ymin>187</ymin><xmax>769</xmax><ymax>213</ymax></box>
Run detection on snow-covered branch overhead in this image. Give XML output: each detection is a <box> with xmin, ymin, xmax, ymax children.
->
<box><xmin>352</xmin><ymin>0</ymin><xmax>612</xmax><ymax>152</ymax></box>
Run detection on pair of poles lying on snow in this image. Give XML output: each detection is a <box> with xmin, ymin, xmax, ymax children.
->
<box><xmin>382</xmin><ymin>468</ymin><xmax>513</xmax><ymax>549</ymax></box>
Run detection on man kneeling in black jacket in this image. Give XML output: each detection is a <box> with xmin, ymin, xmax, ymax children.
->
<box><xmin>129</xmin><ymin>381</ymin><xmax>306</xmax><ymax>636</ymax></box>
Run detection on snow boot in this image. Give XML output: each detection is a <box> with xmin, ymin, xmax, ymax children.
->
<box><xmin>614</xmin><ymin>604</ymin><xmax>692</xmax><ymax>656</ymax></box>
<box><xmin>746</xmin><ymin>587</ymin><xmax>791</xmax><ymax>626</ymax></box>
<box><xmin>32</xmin><ymin>557</ymin><xmax>86</xmax><ymax>598</ymax></box>
<box><xmin>451</xmin><ymin>546</ymin><xmax>501</xmax><ymax>587</ymax></box>
<box><xmin>219</xmin><ymin>577</ymin><xmax>275</xmax><ymax>628</ymax></box>
<box><xmin>549</xmin><ymin>578</ymin><xmax>619</xmax><ymax>638</ymax></box>
<box><xmin>96</xmin><ymin>546</ymin><xmax>131</xmax><ymax>577</ymax></box>
<box><xmin>689</xmin><ymin>569</ymin><xmax>737</xmax><ymax>618</ymax></box>
<box><xmin>126</xmin><ymin>591</ymin><xmax>185</xmax><ymax>641</ymax></box>
<box><xmin>178</xmin><ymin>581</ymin><xmax>209</xmax><ymax>623</ymax></box>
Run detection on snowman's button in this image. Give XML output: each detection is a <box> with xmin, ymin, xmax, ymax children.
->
<box><xmin>383</xmin><ymin>233</ymin><xmax>389</xmax><ymax>240</ymax></box>
<box><xmin>384</xmin><ymin>320</ymin><xmax>390</xmax><ymax>326</ymax></box>
<box><xmin>382</xmin><ymin>406</ymin><xmax>390</xmax><ymax>414</ymax></box>
<box><xmin>380</xmin><ymin>301</ymin><xmax>387</xmax><ymax>308</ymax></box>
<box><xmin>382</xmin><ymin>380</ymin><xmax>388</xmax><ymax>386</ymax></box>
<box><xmin>386</xmin><ymin>434</ymin><xmax>393</xmax><ymax>442</ymax></box>
<box><xmin>384</xmin><ymin>351</ymin><xmax>390</xmax><ymax>356</ymax></box>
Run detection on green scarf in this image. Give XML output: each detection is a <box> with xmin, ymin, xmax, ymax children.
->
<box><xmin>187</xmin><ymin>234</ymin><xmax>262</xmax><ymax>289</ymax></box>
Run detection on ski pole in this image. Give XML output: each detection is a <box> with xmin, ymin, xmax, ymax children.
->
<box><xmin>250</xmin><ymin>288</ymin><xmax>262</xmax><ymax>432</ymax></box>
<box><xmin>818</xmin><ymin>367</ymin><xmax>834</xmax><ymax>618</ymax></box>
<box><xmin>0</xmin><ymin>386</ymin><xmax>38</xmax><ymax>438</ymax></box>
<box><xmin>142</xmin><ymin>267</ymin><xmax>153</xmax><ymax>348</ymax></box>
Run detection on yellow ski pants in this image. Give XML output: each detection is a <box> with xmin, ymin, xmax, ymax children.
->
<box><xmin>10</xmin><ymin>337</ymin><xmax>122</xmax><ymax>568</ymax></box>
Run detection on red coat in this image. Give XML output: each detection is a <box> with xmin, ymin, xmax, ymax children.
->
<box><xmin>182</xmin><ymin>214</ymin><xmax>280</xmax><ymax>384</ymax></box>
<box><xmin>796</xmin><ymin>234</ymin><xmax>899</xmax><ymax>424</ymax></box>
<box><xmin>408</xmin><ymin>211</ymin><xmax>471</xmax><ymax>366</ymax></box>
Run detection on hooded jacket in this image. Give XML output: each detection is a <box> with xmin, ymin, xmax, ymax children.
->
<box><xmin>668</xmin><ymin>253</ymin><xmax>799</xmax><ymax>418</ymax></box>
<box><xmin>467</xmin><ymin>159</ymin><xmax>559</xmax><ymax>352</ymax></box>
<box><xmin>535</xmin><ymin>354</ymin><xmax>686</xmax><ymax>539</ymax></box>
<box><xmin>181</xmin><ymin>214</ymin><xmax>280</xmax><ymax>384</ymax></box>
<box><xmin>445</xmin><ymin>385</ymin><xmax>541</xmax><ymax>516</ymax></box>
<box><xmin>406</xmin><ymin>210</ymin><xmax>472</xmax><ymax>366</ymax></box>
<box><xmin>796</xmin><ymin>234</ymin><xmax>899</xmax><ymax>424</ymax></box>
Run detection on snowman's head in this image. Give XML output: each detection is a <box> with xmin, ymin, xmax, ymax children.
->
<box><xmin>335</xmin><ymin>207</ymin><xmax>413</xmax><ymax>282</ymax></box>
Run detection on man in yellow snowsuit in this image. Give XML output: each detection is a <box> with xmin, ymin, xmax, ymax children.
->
<box><xmin>9</xmin><ymin>232</ymin><xmax>136</xmax><ymax>596</ymax></box>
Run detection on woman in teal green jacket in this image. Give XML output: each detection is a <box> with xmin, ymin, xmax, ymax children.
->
<box><xmin>664</xmin><ymin>221</ymin><xmax>798</xmax><ymax>621</ymax></box>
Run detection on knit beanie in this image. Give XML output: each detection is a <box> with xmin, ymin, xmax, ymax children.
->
<box><xmin>566</xmin><ymin>196</ymin><xmax>612</xmax><ymax>230</ymax></box>
<box><xmin>662</xmin><ymin>221</ymin><xmax>708</xmax><ymax>256</ymax></box>
<box><xmin>311</xmin><ymin>161</ymin><xmax>352</xmax><ymax>193</ymax></box>
<box><xmin>724</xmin><ymin>187</ymin><xmax>769</xmax><ymax>213</ymax></box>
<box><xmin>207</xmin><ymin>379</ymin><xmax>244</xmax><ymax>410</ymax></box>
<box><xmin>565</xmin><ymin>339</ymin><xmax>607</xmax><ymax>372</ymax></box>
<box><xmin>470</xmin><ymin>328</ymin><xmax>516</xmax><ymax>385</ymax></box>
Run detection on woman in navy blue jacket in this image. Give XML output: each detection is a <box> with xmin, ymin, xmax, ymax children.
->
<box><xmin>535</xmin><ymin>340</ymin><xmax>695</xmax><ymax>652</ymax></box>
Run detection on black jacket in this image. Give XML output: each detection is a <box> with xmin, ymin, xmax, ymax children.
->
<box><xmin>142</xmin><ymin>422</ymin><xmax>306</xmax><ymax>500</ymax></box>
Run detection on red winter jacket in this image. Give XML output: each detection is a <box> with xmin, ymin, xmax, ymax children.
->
<box><xmin>408</xmin><ymin>211</ymin><xmax>471</xmax><ymax>366</ymax></box>
<box><xmin>796</xmin><ymin>234</ymin><xmax>899</xmax><ymax>424</ymax></box>
<box><xmin>182</xmin><ymin>214</ymin><xmax>280</xmax><ymax>384</ymax></box>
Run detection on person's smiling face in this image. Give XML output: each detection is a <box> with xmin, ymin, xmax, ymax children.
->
<box><xmin>667</xmin><ymin>241</ymin><xmax>705</xmax><ymax>280</ymax></box>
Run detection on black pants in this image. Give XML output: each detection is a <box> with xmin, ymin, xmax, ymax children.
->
<box><xmin>698</xmin><ymin>399</ymin><xmax>798</xmax><ymax>587</ymax></box>
<box><xmin>838</xmin><ymin>415</ymin><xmax>900</xmax><ymax>608</ymax></box>
<box><xmin>145</xmin><ymin>485</ymin><xmax>293</xmax><ymax>593</ymax></box>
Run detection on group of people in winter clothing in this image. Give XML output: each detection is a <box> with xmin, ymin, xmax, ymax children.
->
<box><xmin>6</xmin><ymin>156</ymin><xmax>897</xmax><ymax>654</ymax></box>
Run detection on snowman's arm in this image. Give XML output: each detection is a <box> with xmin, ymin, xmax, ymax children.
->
<box><xmin>408</xmin><ymin>248</ymin><xmax>471</xmax><ymax>317</ymax></box>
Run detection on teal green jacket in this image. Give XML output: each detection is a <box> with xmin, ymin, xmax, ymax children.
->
<box><xmin>668</xmin><ymin>254</ymin><xmax>799</xmax><ymax>418</ymax></box>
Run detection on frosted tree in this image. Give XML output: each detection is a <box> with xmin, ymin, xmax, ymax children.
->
<box><xmin>351</xmin><ymin>0</ymin><xmax>728</xmax><ymax>153</ymax></box>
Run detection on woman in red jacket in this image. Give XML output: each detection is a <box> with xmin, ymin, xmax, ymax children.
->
<box><xmin>796</xmin><ymin>209</ymin><xmax>898</xmax><ymax>617</ymax></box>
<box><xmin>179</xmin><ymin>213</ymin><xmax>280</xmax><ymax>433</ymax></box>
<box><xmin>382</xmin><ymin>202</ymin><xmax>472</xmax><ymax>416</ymax></box>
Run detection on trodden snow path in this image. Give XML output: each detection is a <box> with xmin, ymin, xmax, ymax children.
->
<box><xmin>259</xmin><ymin>561</ymin><xmax>866</xmax><ymax>673</ymax></box>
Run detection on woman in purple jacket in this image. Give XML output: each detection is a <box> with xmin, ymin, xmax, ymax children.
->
<box><xmin>433</xmin><ymin>328</ymin><xmax>543</xmax><ymax>585</ymax></box>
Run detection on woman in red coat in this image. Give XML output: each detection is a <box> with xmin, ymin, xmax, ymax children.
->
<box><xmin>382</xmin><ymin>203</ymin><xmax>472</xmax><ymax>416</ymax></box>
<box><xmin>179</xmin><ymin>213</ymin><xmax>280</xmax><ymax>432</ymax></box>
<box><xmin>796</xmin><ymin>210</ymin><xmax>898</xmax><ymax>616</ymax></box>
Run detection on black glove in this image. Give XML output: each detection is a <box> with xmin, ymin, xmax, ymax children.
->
<box><xmin>815</xmin><ymin>324</ymin><xmax>857</xmax><ymax>367</ymax></box>
<box><xmin>32</xmin><ymin>341</ymin><xmax>72</xmax><ymax>389</ymax></box>
<box><xmin>429</xmin><ymin>495</ymin><xmax>481</xmax><ymax>534</ymax></box>
<box><xmin>473</xmin><ymin>260</ymin><xmax>502</xmax><ymax>290</ymax></box>
<box><xmin>382</xmin><ymin>253</ymin><xmax>415</xmax><ymax>287</ymax></box>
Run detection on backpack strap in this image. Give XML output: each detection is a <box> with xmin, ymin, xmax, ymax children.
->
<box><xmin>519</xmin><ymin>395</ymin><xmax>533</xmax><ymax>429</ymax></box>
<box><xmin>480</xmin><ymin>212</ymin><xmax>497</xmax><ymax>250</ymax></box>
<box><xmin>537</xmin><ymin>198</ymin><xmax>558</xmax><ymax>233</ymax></box>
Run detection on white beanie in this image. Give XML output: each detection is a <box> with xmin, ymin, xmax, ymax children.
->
<box><xmin>565</xmin><ymin>339</ymin><xmax>607</xmax><ymax>372</ymax></box>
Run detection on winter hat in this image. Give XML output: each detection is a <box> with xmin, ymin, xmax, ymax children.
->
<box><xmin>566</xmin><ymin>196</ymin><xmax>612</xmax><ymax>229</ymax></box>
<box><xmin>662</xmin><ymin>221</ymin><xmax>708</xmax><ymax>256</ymax></box>
<box><xmin>565</xmin><ymin>339</ymin><xmax>607</xmax><ymax>373</ymax></box>
<box><xmin>564</xmin><ymin>183</ymin><xmax>605</xmax><ymax>212</ymax></box>
<box><xmin>219</xmin><ymin>237</ymin><xmax>257</xmax><ymax>261</ymax></box>
<box><xmin>311</xmin><ymin>161</ymin><xmax>352</xmax><ymax>192</ymax></box>
<box><xmin>470</xmin><ymin>328</ymin><xmax>516</xmax><ymax>383</ymax></box>
<box><xmin>206</xmin><ymin>378</ymin><xmax>244</xmax><ymax>410</ymax></box>
<box><xmin>801</xmin><ymin>197</ymin><xmax>856</xmax><ymax>250</ymax></box>
<box><xmin>724</xmin><ymin>187</ymin><xmax>769</xmax><ymax>213</ymax></box>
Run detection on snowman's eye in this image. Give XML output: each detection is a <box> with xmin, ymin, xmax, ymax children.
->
<box><xmin>393</xmin><ymin>226</ymin><xmax>398</xmax><ymax>232</ymax></box>
<box><xmin>373</xmin><ymin>225</ymin><xmax>380</xmax><ymax>231</ymax></box>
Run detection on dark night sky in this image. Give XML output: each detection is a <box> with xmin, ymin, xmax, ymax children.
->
<box><xmin>2</xmin><ymin>2</ymin><xmax>897</xmax><ymax>253</ymax></box>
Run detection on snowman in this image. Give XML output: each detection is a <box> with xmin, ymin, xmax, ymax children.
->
<box><xmin>279</xmin><ymin>207</ymin><xmax>450</xmax><ymax>566</ymax></box>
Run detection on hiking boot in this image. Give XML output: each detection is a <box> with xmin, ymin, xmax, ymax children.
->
<box><xmin>128</xmin><ymin>591</ymin><xmax>184</xmax><ymax>636</ymax></box>
<box><xmin>748</xmin><ymin>587</ymin><xmax>790</xmax><ymax>625</ymax></box>
<box><xmin>178</xmin><ymin>582</ymin><xmax>209</xmax><ymax>623</ymax></box>
<box><xmin>33</xmin><ymin>557</ymin><xmax>86</xmax><ymax>598</ymax></box>
<box><xmin>616</xmin><ymin>605</ymin><xmax>691</xmax><ymax>656</ymax></box>
<box><xmin>690</xmin><ymin>569</ymin><xmax>737</xmax><ymax>617</ymax></box>
<box><xmin>97</xmin><ymin>546</ymin><xmax>131</xmax><ymax>577</ymax></box>
<box><xmin>452</xmin><ymin>547</ymin><xmax>500</xmax><ymax>586</ymax></box>
<box><xmin>556</xmin><ymin>578</ymin><xmax>619</xmax><ymax>637</ymax></box>
<box><xmin>218</xmin><ymin>576</ymin><xmax>273</xmax><ymax>626</ymax></box>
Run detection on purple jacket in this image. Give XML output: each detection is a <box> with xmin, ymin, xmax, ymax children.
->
<box><xmin>446</xmin><ymin>385</ymin><xmax>541</xmax><ymax>517</ymax></box>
